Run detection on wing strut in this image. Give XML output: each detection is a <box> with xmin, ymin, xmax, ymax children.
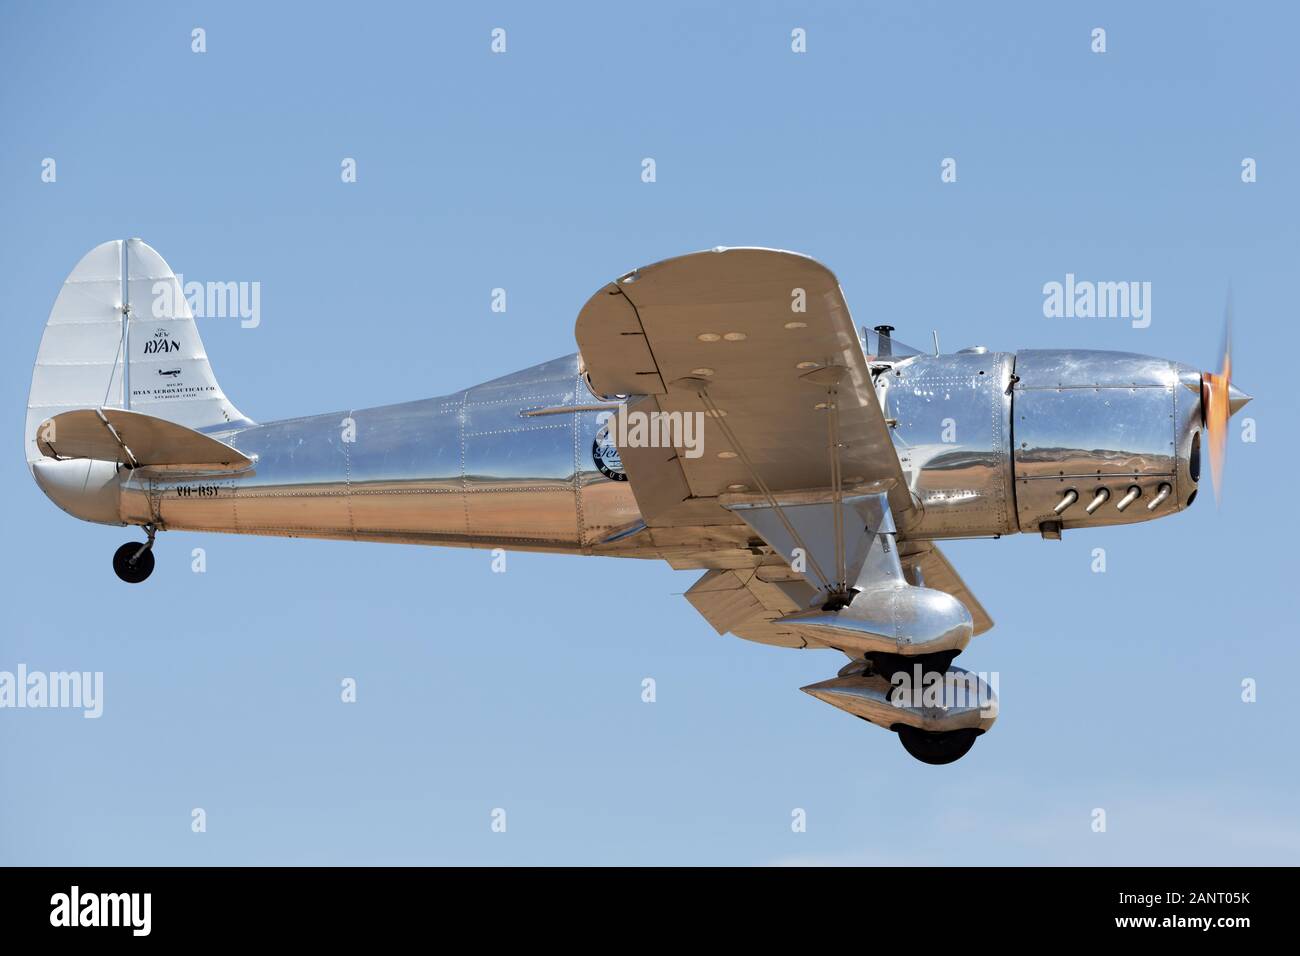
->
<box><xmin>695</xmin><ymin>362</ymin><xmax>866</xmax><ymax>607</ymax></box>
<box><xmin>804</xmin><ymin>365</ymin><xmax>850</xmax><ymax>596</ymax></box>
<box><xmin>693</xmin><ymin>382</ymin><xmax>835</xmax><ymax>594</ymax></box>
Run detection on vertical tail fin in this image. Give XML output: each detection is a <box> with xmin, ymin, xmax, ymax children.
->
<box><xmin>25</xmin><ymin>239</ymin><xmax>250</xmax><ymax>465</ymax></box>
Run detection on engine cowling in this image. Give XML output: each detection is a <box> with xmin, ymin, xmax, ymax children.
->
<box><xmin>1009</xmin><ymin>349</ymin><xmax>1202</xmax><ymax>534</ymax></box>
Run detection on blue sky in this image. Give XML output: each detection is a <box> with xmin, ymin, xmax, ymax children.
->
<box><xmin>2</xmin><ymin>1</ymin><xmax>1297</xmax><ymax>865</ymax></box>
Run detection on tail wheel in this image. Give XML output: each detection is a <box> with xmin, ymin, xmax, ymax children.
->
<box><xmin>895</xmin><ymin>725</ymin><xmax>980</xmax><ymax>765</ymax></box>
<box><xmin>112</xmin><ymin>542</ymin><xmax>155</xmax><ymax>584</ymax></box>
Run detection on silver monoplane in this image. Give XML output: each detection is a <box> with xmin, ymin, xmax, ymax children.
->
<box><xmin>26</xmin><ymin>241</ymin><xmax>1250</xmax><ymax>763</ymax></box>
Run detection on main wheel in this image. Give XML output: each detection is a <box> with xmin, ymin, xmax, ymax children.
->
<box><xmin>895</xmin><ymin>725</ymin><xmax>980</xmax><ymax>765</ymax></box>
<box><xmin>112</xmin><ymin>542</ymin><xmax>155</xmax><ymax>583</ymax></box>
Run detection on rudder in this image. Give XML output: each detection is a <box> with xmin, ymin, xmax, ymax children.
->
<box><xmin>25</xmin><ymin>238</ymin><xmax>250</xmax><ymax>465</ymax></box>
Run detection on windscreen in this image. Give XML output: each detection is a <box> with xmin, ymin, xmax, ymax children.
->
<box><xmin>861</xmin><ymin>326</ymin><xmax>925</xmax><ymax>360</ymax></box>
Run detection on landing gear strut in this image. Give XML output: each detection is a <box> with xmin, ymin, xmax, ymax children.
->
<box><xmin>112</xmin><ymin>524</ymin><xmax>156</xmax><ymax>584</ymax></box>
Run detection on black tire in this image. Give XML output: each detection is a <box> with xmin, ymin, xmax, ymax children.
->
<box><xmin>895</xmin><ymin>725</ymin><xmax>980</xmax><ymax>765</ymax></box>
<box><xmin>112</xmin><ymin>542</ymin><xmax>155</xmax><ymax>584</ymax></box>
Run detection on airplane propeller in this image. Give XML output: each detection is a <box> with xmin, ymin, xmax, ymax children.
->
<box><xmin>1200</xmin><ymin>293</ymin><xmax>1251</xmax><ymax>505</ymax></box>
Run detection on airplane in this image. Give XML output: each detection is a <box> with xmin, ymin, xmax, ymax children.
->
<box><xmin>25</xmin><ymin>240</ymin><xmax>1251</xmax><ymax>764</ymax></box>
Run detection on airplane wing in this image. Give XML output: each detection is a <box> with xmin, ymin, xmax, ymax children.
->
<box><xmin>578</xmin><ymin>247</ymin><xmax>937</xmax><ymax>648</ymax></box>
<box><xmin>575</xmin><ymin>247</ymin><xmax>911</xmax><ymax>529</ymax></box>
<box><xmin>679</xmin><ymin>532</ymin><xmax>996</xmax><ymax>648</ymax></box>
<box><xmin>684</xmin><ymin>564</ymin><xmax>822</xmax><ymax>649</ymax></box>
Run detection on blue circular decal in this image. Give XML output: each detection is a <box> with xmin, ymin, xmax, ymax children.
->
<box><xmin>593</xmin><ymin>424</ymin><xmax>627</xmax><ymax>481</ymax></box>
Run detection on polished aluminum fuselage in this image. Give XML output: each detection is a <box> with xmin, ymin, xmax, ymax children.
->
<box><xmin>114</xmin><ymin>343</ymin><xmax>1202</xmax><ymax>558</ymax></box>
<box><xmin>120</xmin><ymin>353</ymin><xmax>643</xmax><ymax>555</ymax></box>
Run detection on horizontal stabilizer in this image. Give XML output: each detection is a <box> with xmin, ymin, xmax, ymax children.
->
<box><xmin>36</xmin><ymin>408</ymin><xmax>253</xmax><ymax>473</ymax></box>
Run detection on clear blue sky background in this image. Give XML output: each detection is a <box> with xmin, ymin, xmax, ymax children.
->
<box><xmin>2</xmin><ymin>1</ymin><xmax>1297</xmax><ymax>865</ymax></box>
